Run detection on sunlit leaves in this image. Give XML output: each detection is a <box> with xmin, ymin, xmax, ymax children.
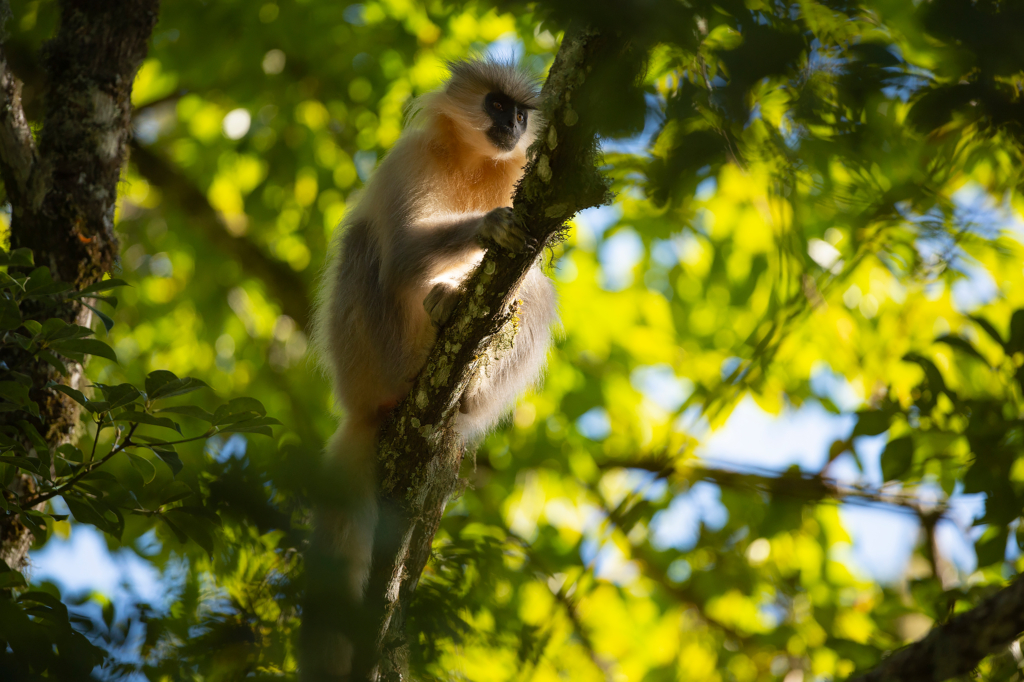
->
<box><xmin>4</xmin><ymin>0</ymin><xmax>1023</xmax><ymax>678</ymax></box>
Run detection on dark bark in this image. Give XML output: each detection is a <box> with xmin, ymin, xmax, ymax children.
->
<box><xmin>847</xmin><ymin>575</ymin><xmax>1024</xmax><ymax>682</ymax></box>
<box><xmin>350</xmin><ymin>26</ymin><xmax>616</xmax><ymax>680</ymax></box>
<box><xmin>0</xmin><ymin>0</ymin><xmax>158</xmax><ymax>570</ymax></box>
<box><xmin>130</xmin><ymin>142</ymin><xmax>312</xmax><ymax>329</ymax></box>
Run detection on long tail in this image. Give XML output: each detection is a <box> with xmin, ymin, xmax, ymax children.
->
<box><xmin>302</xmin><ymin>421</ymin><xmax>378</xmax><ymax>680</ymax></box>
<box><xmin>319</xmin><ymin>423</ymin><xmax>378</xmax><ymax>597</ymax></box>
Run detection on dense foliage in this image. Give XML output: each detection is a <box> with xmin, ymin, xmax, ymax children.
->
<box><xmin>3</xmin><ymin>0</ymin><xmax>1024</xmax><ymax>680</ymax></box>
<box><xmin>0</xmin><ymin>249</ymin><xmax>282</xmax><ymax>678</ymax></box>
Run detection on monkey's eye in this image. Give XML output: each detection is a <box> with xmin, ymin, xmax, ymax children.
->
<box><xmin>493</xmin><ymin>101</ymin><xmax>503</xmax><ymax>111</ymax></box>
<box><xmin>516</xmin><ymin>112</ymin><xmax>524</xmax><ymax>123</ymax></box>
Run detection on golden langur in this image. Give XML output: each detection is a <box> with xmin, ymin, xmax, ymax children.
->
<box><xmin>311</xmin><ymin>59</ymin><xmax>558</xmax><ymax>601</ymax></box>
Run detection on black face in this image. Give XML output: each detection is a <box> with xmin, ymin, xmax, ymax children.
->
<box><xmin>483</xmin><ymin>92</ymin><xmax>529</xmax><ymax>152</ymax></box>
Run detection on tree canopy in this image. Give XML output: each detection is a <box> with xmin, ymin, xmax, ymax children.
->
<box><xmin>3</xmin><ymin>0</ymin><xmax>1024</xmax><ymax>680</ymax></box>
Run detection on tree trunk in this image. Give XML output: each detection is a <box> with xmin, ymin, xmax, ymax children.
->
<box><xmin>0</xmin><ymin>0</ymin><xmax>159</xmax><ymax>570</ymax></box>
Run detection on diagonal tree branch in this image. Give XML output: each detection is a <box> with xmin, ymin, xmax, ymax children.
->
<box><xmin>349</xmin><ymin>25</ymin><xmax>621</xmax><ymax>680</ymax></box>
<box><xmin>847</xmin><ymin>575</ymin><xmax>1024</xmax><ymax>682</ymax></box>
<box><xmin>130</xmin><ymin>142</ymin><xmax>311</xmax><ymax>328</ymax></box>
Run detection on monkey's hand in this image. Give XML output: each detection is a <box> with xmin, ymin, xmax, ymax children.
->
<box><xmin>424</xmin><ymin>281</ymin><xmax>461</xmax><ymax>327</ymax></box>
<box><xmin>478</xmin><ymin>207</ymin><xmax>532</xmax><ymax>253</ymax></box>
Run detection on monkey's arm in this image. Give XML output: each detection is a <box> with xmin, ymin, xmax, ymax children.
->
<box><xmin>383</xmin><ymin>207</ymin><xmax>530</xmax><ymax>288</ymax></box>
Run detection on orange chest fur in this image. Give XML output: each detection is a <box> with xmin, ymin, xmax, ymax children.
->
<box><xmin>427</xmin><ymin>119</ymin><xmax>524</xmax><ymax>213</ymax></box>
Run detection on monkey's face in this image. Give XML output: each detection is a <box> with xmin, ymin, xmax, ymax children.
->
<box><xmin>483</xmin><ymin>92</ymin><xmax>530</xmax><ymax>152</ymax></box>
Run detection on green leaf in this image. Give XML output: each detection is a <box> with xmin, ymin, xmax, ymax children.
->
<box><xmin>145</xmin><ymin>370</ymin><xmax>179</xmax><ymax>395</ymax></box>
<box><xmin>0</xmin><ymin>298</ymin><xmax>22</xmax><ymax>330</ymax></box>
<box><xmin>158</xmin><ymin>480</ymin><xmax>193</xmax><ymax>505</ymax></box>
<box><xmin>37</xmin><ymin>351</ymin><xmax>69</xmax><ymax>376</ymax></box>
<box><xmin>165</xmin><ymin>508</ymin><xmax>216</xmax><ymax>556</ymax></box>
<box><xmin>969</xmin><ymin>314</ymin><xmax>1004</xmax><ymax>347</ymax></box>
<box><xmin>40</xmin><ymin>318</ymin><xmax>68</xmax><ymax>338</ymax></box>
<box><xmin>0</xmin><ymin>248</ymin><xmax>33</xmax><ymax>267</ymax></box>
<box><xmin>51</xmin><ymin>338</ymin><xmax>118</xmax><ymax>364</ymax></box>
<box><xmin>42</xmin><ymin>321</ymin><xmax>92</xmax><ymax>342</ymax></box>
<box><xmin>26</xmin><ymin>281</ymin><xmax>74</xmax><ymax>297</ymax></box>
<box><xmin>113</xmin><ymin>409</ymin><xmax>181</xmax><ymax>433</ymax></box>
<box><xmin>62</xmin><ymin>495</ymin><xmax>118</xmax><ymax>537</ymax></box>
<box><xmin>24</xmin><ymin>267</ymin><xmax>73</xmax><ymax>296</ymax></box>
<box><xmin>226</xmin><ymin>396</ymin><xmax>267</xmax><ymax>417</ymax></box>
<box><xmin>175</xmin><ymin>505</ymin><xmax>223</xmax><ymax>527</ymax></box>
<box><xmin>73</xmin><ymin>278</ymin><xmax>129</xmax><ymax>295</ymax></box>
<box><xmin>152</xmin><ymin>448</ymin><xmax>183</xmax><ymax>476</ymax></box>
<box><xmin>903</xmin><ymin>353</ymin><xmax>947</xmax><ymax>397</ymax></box>
<box><xmin>48</xmin><ymin>383</ymin><xmax>88</xmax><ymax>407</ymax></box>
<box><xmin>0</xmin><ymin>271</ymin><xmax>23</xmax><ymax>290</ymax></box>
<box><xmin>82</xmin><ymin>302</ymin><xmax>114</xmax><ymax>333</ymax></box>
<box><xmin>18</xmin><ymin>421</ymin><xmax>48</xmax><ymax>457</ymax></box>
<box><xmin>146</xmin><ymin>371</ymin><xmax>208</xmax><ymax>400</ymax></box>
<box><xmin>156</xmin><ymin>405</ymin><xmax>215</xmax><ymax>422</ymax></box>
<box><xmin>1009</xmin><ymin>309</ymin><xmax>1024</xmax><ymax>355</ymax></box>
<box><xmin>22</xmin><ymin>320</ymin><xmax>42</xmax><ymax>336</ymax></box>
<box><xmin>852</xmin><ymin>410</ymin><xmax>890</xmax><ymax>438</ymax></box>
<box><xmin>19</xmin><ymin>511</ymin><xmax>47</xmax><ymax>542</ymax></box>
<box><xmin>976</xmin><ymin>526</ymin><xmax>1009</xmax><ymax>567</ymax></box>
<box><xmin>18</xmin><ymin>589</ymin><xmax>68</xmax><ymax>613</ymax></box>
<box><xmin>0</xmin><ymin>381</ymin><xmax>30</xmax><ymax>405</ymax></box>
<box><xmin>89</xmin><ymin>294</ymin><xmax>118</xmax><ymax>308</ymax></box>
<box><xmin>217</xmin><ymin>416</ymin><xmax>281</xmax><ymax>436</ymax></box>
<box><xmin>56</xmin><ymin>443</ymin><xmax>83</xmax><ymax>463</ymax></box>
<box><xmin>160</xmin><ymin>514</ymin><xmax>189</xmax><ymax>544</ymax></box>
<box><xmin>6</xmin><ymin>332</ymin><xmax>31</xmax><ymax>350</ymax></box>
<box><xmin>935</xmin><ymin>335</ymin><xmax>987</xmax><ymax>364</ymax></box>
<box><xmin>84</xmin><ymin>470</ymin><xmax>118</xmax><ymax>483</ymax></box>
<box><xmin>211</xmin><ymin>397</ymin><xmax>271</xmax><ymax>426</ymax></box>
<box><xmin>7</xmin><ymin>372</ymin><xmax>31</xmax><ymax>387</ymax></box>
<box><xmin>0</xmin><ymin>456</ymin><xmax>40</xmax><ymax>475</ymax></box>
<box><xmin>127</xmin><ymin>452</ymin><xmax>157</xmax><ymax>484</ymax></box>
<box><xmin>881</xmin><ymin>436</ymin><xmax>914</xmax><ymax>481</ymax></box>
<box><xmin>94</xmin><ymin>383</ymin><xmax>141</xmax><ymax>410</ymax></box>
<box><xmin>0</xmin><ymin>570</ymin><xmax>26</xmax><ymax>589</ymax></box>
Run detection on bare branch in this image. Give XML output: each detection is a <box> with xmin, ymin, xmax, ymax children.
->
<box><xmin>620</xmin><ymin>456</ymin><xmax>950</xmax><ymax>517</ymax></box>
<box><xmin>847</xmin><ymin>576</ymin><xmax>1024</xmax><ymax>682</ymax></box>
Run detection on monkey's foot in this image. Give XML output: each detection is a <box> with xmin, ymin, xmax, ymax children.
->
<box><xmin>424</xmin><ymin>282</ymin><xmax>460</xmax><ymax>327</ymax></box>
<box><xmin>479</xmin><ymin>207</ymin><xmax>532</xmax><ymax>253</ymax></box>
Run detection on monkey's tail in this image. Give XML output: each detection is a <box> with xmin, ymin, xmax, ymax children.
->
<box><xmin>302</xmin><ymin>421</ymin><xmax>378</xmax><ymax>680</ymax></box>
<box><xmin>319</xmin><ymin>421</ymin><xmax>379</xmax><ymax>598</ymax></box>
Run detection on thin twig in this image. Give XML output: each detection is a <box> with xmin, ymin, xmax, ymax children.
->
<box><xmin>22</xmin><ymin>422</ymin><xmax>138</xmax><ymax>507</ymax></box>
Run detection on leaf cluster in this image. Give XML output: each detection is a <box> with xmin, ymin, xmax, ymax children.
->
<box><xmin>0</xmin><ymin>250</ymin><xmax>281</xmax><ymax>678</ymax></box>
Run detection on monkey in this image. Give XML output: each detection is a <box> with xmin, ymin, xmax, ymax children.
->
<box><xmin>309</xmin><ymin>59</ymin><xmax>557</xmax><ymax>610</ymax></box>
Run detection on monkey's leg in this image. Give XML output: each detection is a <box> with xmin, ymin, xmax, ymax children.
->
<box><xmin>302</xmin><ymin>421</ymin><xmax>379</xmax><ymax>679</ymax></box>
